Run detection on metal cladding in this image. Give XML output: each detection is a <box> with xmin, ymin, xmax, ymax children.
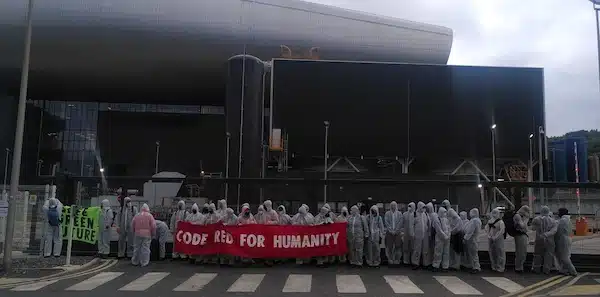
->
<box><xmin>0</xmin><ymin>0</ymin><xmax>452</xmax><ymax>103</ymax></box>
<box><xmin>226</xmin><ymin>55</ymin><xmax>265</xmax><ymax>204</ymax></box>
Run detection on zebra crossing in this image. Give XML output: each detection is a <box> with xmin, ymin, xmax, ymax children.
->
<box><xmin>6</xmin><ymin>271</ymin><xmax>530</xmax><ymax>295</ymax></box>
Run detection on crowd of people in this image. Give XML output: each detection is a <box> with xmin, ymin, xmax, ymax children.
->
<box><xmin>41</xmin><ymin>196</ymin><xmax>578</xmax><ymax>275</ymax></box>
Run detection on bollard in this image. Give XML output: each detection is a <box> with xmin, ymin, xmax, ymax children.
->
<box><xmin>65</xmin><ymin>205</ymin><xmax>75</xmax><ymax>266</ymax></box>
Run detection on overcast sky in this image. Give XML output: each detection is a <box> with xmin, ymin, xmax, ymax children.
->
<box><xmin>309</xmin><ymin>0</ymin><xmax>600</xmax><ymax>136</ymax></box>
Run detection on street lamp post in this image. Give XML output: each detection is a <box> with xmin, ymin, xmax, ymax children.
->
<box><xmin>528</xmin><ymin>133</ymin><xmax>534</xmax><ymax>212</ymax></box>
<box><xmin>155</xmin><ymin>141</ymin><xmax>160</xmax><ymax>174</ymax></box>
<box><xmin>590</xmin><ymin>0</ymin><xmax>600</xmax><ymax>91</ymax></box>
<box><xmin>538</xmin><ymin>126</ymin><xmax>545</xmax><ymax>205</ymax></box>
<box><xmin>491</xmin><ymin>124</ymin><xmax>497</xmax><ymax>206</ymax></box>
<box><xmin>225</xmin><ymin>132</ymin><xmax>231</xmax><ymax>202</ymax></box>
<box><xmin>3</xmin><ymin>149</ymin><xmax>10</xmax><ymax>193</ymax></box>
<box><xmin>324</xmin><ymin>121</ymin><xmax>330</xmax><ymax>203</ymax></box>
<box><xmin>3</xmin><ymin>0</ymin><xmax>34</xmax><ymax>271</ymax></box>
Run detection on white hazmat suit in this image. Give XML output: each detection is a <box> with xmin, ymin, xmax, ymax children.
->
<box><xmin>98</xmin><ymin>199</ymin><xmax>113</xmax><ymax>257</ymax></box>
<box><xmin>117</xmin><ymin>197</ymin><xmax>138</xmax><ymax>258</ymax></box>
<box><xmin>384</xmin><ymin>201</ymin><xmax>403</xmax><ymax>265</ymax></box>
<box><xmin>43</xmin><ymin>197</ymin><xmax>64</xmax><ymax>257</ymax></box>
<box><xmin>402</xmin><ymin>202</ymin><xmax>416</xmax><ymax>265</ymax></box>
<box><xmin>463</xmin><ymin>208</ymin><xmax>482</xmax><ymax>272</ymax></box>
<box><xmin>366</xmin><ymin>205</ymin><xmax>384</xmax><ymax>267</ymax></box>
<box><xmin>485</xmin><ymin>207</ymin><xmax>506</xmax><ymax>272</ymax></box>
<box><xmin>170</xmin><ymin>200</ymin><xmax>188</xmax><ymax>259</ymax></box>
<box><xmin>432</xmin><ymin>207</ymin><xmax>450</xmax><ymax>271</ymax></box>
<box><xmin>347</xmin><ymin>205</ymin><xmax>368</xmax><ymax>266</ymax></box>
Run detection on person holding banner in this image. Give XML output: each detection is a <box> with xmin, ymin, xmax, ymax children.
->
<box><xmin>263</xmin><ymin>200</ymin><xmax>279</xmax><ymax>224</ymax></box>
<box><xmin>186</xmin><ymin>203</ymin><xmax>204</xmax><ymax>264</ymax></box>
<box><xmin>237</xmin><ymin>205</ymin><xmax>256</xmax><ymax>265</ymax></box>
<box><xmin>220</xmin><ymin>208</ymin><xmax>238</xmax><ymax>266</ymax></box>
<box><xmin>277</xmin><ymin>205</ymin><xmax>292</xmax><ymax>225</ymax></box>
<box><xmin>43</xmin><ymin>197</ymin><xmax>64</xmax><ymax>257</ymax></box>
<box><xmin>98</xmin><ymin>199</ymin><xmax>113</xmax><ymax>258</ymax></box>
<box><xmin>291</xmin><ymin>205</ymin><xmax>314</xmax><ymax>265</ymax></box>
<box><xmin>315</xmin><ymin>206</ymin><xmax>335</xmax><ymax>267</ymax></box>
<box><xmin>336</xmin><ymin>207</ymin><xmax>350</xmax><ymax>263</ymax></box>
<box><xmin>117</xmin><ymin>196</ymin><xmax>138</xmax><ymax>259</ymax></box>
<box><xmin>131</xmin><ymin>203</ymin><xmax>156</xmax><ymax>267</ymax></box>
<box><xmin>170</xmin><ymin>200</ymin><xmax>188</xmax><ymax>260</ymax></box>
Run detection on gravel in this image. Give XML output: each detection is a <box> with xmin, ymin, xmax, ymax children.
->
<box><xmin>0</xmin><ymin>255</ymin><xmax>96</xmax><ymax>277</ymax></box>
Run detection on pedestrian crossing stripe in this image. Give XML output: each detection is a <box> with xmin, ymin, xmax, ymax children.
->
<box><xmin>9</xmin><ymin>272</ymin><xmax>529</xmax><ymax>295</ymax></box>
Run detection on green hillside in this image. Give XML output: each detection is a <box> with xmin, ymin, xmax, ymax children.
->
<box><xmin>550</xmin><ymin>130</ymin><xmax>600</xmax><ymax>156</ymax></box>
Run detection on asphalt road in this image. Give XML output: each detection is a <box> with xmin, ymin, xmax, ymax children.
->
<box><xmin>0</xmin><ymin>261</ymin><xmax>563</xmax><ymax>297</ymax></box>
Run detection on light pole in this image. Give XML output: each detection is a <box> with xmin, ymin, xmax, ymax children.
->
<box><xmin>324</xmin><ymin>121</ymin><xmax>330</xmax><ymax>203</ymax></box>
<box><xmin>3</xmin><ymin>149</ymin><xmax>10</xmax><ymax>193</ymax></box>
<box><xmin>590</xmin><ymin>0</ymin><xmax>600</xmax><ymax>91</ymax></box>
<box><xmin>225</xmin><ymin>132</ymin><xmax>231</xmax><ymax>202</ymax></box>
<box><xmin>538</xmin><ymin>126</ymin><xmax>545</xmax><ymax>205</ymax></box>
<box><xmin>528</xmin><ymin>133</ymin><xmax>534</xmax><ymax>212</ymax></box>
<box><xmin>155</xmin><ymin>141</ymin><xmax>160</xmax><ymax>174</ymax></box>
<box><xmin>3</xmin><ymin>0</ymin><xmax>34</xmax><ymax>271</ymax></box>
<box><xmin>491</xmin><ymin>124</ymin><xmax>497</xmax><ymax>206</ymax></box>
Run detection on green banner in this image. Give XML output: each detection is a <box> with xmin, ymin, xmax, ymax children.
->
<box><xmin>61</xmin><ymin>206</ymin><xmax>100</xmax><ymax>244</ymax></box>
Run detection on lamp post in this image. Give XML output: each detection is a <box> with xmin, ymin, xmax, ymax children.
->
<box><xmin>528</xmin><ymin>133</ymin><xmax>534</xmax><ymax>212</ymax></box>
<box><xmin>538</xmin><ymin>126</ymin><xmax>545</xmax><ymax>205</ymax></box>
<box><xmin>590</xmin><ymin>0</ymin><xmax>600</xmax><ymax>91</ymax></box>
<box><xmin>491</xmin><ymin>124</ymin><xmax>497</xmax><ymax>206</ymax></box>
<box><xmin>3</xmin><ymin>149</ymin><xmax>10</xmax><ymax>193</ymax></box>
<box><xmin>155</xmin><ymin>141</ymin><xmax>160</xmax><ymax>174</ymax></box>
<box><xmin>225</xmin><ymin>132</ymin><xmax>231</xmax><ymax>202</ymax></box>
<box><xmin>324</xmin><ymin>121</ymin><xmax>330</xmax><ymax>203</ymax></box>
<box><xmin>3</xmin><ymin>0</ymin><xmax>34</xmax><ymax>271</ymax></box>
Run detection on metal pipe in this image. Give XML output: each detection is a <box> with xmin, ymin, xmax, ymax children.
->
<box><xmin>324</xmin><ymin>121</ymin><xmax>330</xmax><ymax>203</ymax></box>
<box><xmin>3</xmin><ymin>149</ymin><xmax>10</xmax><ymax>193</ymax></box>
<box><xmin>528</xmin><ymin>135</ymin><xmax>534</xmax><ymax>212</ymax></box>
<box><xmin>3</xmin><ymin>0</ymin><xmax>34</xmax><ymax>271</ymax></box>
<box><xmin>491</xmin><ymin>126</ymin><xmax>497</xmax><ymax>206</ymax></box>
<box><xmin>538</xmin><ymin>126</ymin><xmax>545</xmax><ymax>204</ymax></box>
<box><xmin>154</xmin><ymin>141</ymin><xmax>160</xmax><ymax>174</ymax></box>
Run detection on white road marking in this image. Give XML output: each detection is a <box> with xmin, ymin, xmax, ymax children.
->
<box><xmin>336</xmin><ymin>275</ymin><xmax>366</xmax><ymax>293</ymax></box>
<box><xmin>482</xmin><ymin>276</ymin><xmax>524</xmax><ymax>293</ymax></box>
<box><xmin>226</xmin><ymin>274</ymin><xmax>265</xmax><ymax>292</ymax></box>
<box><xmin>11</xmin><ymin>280</ymin><xmax>59</xmax><ymax>291</ymax></box>
<box><xmin>384</xmin><ymin>275</ymin><xmax>424</xmax><ymax>294</ymax></box>
<box><xmin>282</xmin><ymin>274</ymin><xmax>312</xmax><ymax>293</ymax></box>
<box><xmin>66</xmin><ymin>272</ymin><xmax>124</xmax><ymax>291</ymax></box>
<box><xmin>173</xmin><ymin>273</ymin><xmax>218</xmax><ymax>292</ymax></box>
<box><xmin>434</xmin><ymin>276</ymin><xmax>483</xmax><ymax>295</ymax></box>
<box><xmin>119</xmin><ymin>272</ymin><xmax>169</xmax><ymax>291</ymax></box>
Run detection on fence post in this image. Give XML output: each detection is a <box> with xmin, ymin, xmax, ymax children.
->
<box><xmin>65</xmin><ymin>205</ymin><xmax>75</xmax><ymax>266</ymax></box>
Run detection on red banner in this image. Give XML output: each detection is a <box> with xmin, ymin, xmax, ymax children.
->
<box><xmin>174</xmin><ymin>222</ymin><xmax>348</xmax><ymax>258</ymax></box>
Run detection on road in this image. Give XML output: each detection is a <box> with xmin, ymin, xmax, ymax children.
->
<box><xmin>0</xmin><ymin>261</ymin><xmax>581</xmax><ymax>297</ymax></box>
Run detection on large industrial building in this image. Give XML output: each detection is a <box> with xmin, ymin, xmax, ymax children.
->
<box><xmin>0</xmin><ymin>0</ymin><xmax>545</xmax><ymax>210</ymax></box>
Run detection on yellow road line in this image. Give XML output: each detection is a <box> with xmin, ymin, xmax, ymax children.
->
<box><xmin>545</xmin><ymin>272</ymin><xmax>589</xmax><ymax>296</ymax></box>
<box><xmin>500</xmin><ymin>275</ymin><xmax>565</xmax><ymax>297</ymax></box>
<box><xmin>551</xmin><ymin>285</ymin><xmax>600</xmax><ymax>296</ymax></box>
<box><xmin>517</xmin><ymin>276</ymin><xmax>571</xmax><ymax>297</ymax></box>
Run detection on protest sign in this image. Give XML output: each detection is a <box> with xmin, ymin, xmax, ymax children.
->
<box><xmin>61</xmin><ymin>206</ymin><xmax>100</xmax><ymax>244</ymax></box>
<box><xmin>174</xmin><ymin>222</ymin><xmax>348</xmax><ymax>258</ymax></box>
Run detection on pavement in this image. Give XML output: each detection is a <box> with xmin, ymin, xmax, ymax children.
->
<box><xmin>0</xmin><ymin>260</ymin><xmax>572</xmax><ymax>297</ymax></box>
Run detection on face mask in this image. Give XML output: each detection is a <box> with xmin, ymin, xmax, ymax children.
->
<box><xmin>343</xmin><ymin>211</ymin><xmax>348</xmax><ymax>216</ymax></box>
<box><xmin>244</xmin><ymin>211</ymin><xmax>250</xmax><ymax>217</ymax></box>
<box><xmin>325</xmin><ymin>212</ymin><xmax>330</xmax><ymax>218</ymax></box>
<box><xmin>192</xmin><ymin>209</ymin><xmax>197</xmax><ymax>214</ymax></box>
<box><xmin>371</xmin><ymin>210</ymin><xmax>376</xmax><ymax>215</ymax></box>
<box><xmin>179</xmin><ymin>205</ymin><xmax>184</xmax><ymax>210</ymax></box>
<box><xmin>209</xmin><ymin>209</ymin><xmax>214</xmax><ymax>214</ymax></box>
<box><xmin>202</xmin><ymin>208</ymin><xmax>208</xmax><ymax>214</ymax></box>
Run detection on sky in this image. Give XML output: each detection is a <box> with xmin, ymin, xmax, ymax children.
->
<box><xmin>309</xmin><ymin>0</ymin><xmax>600</xmax><ymax>136</ymax></box>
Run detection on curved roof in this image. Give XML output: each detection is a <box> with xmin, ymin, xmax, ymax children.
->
<box><xmin>0</xmin><ymin>0</ymin><xmax>453</xmax><ymax>103</ymax></box>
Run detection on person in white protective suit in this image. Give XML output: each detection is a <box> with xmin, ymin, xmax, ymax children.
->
<box><xmin>277</xmin><ymin>205</ymin><xmax>292</xmax><ymax>225</ymax></box>
<box><xmin>347</xmin><ymin>205</ymin><xmax>368</xmax><ymax>267</ymax></box>
<box><xmin>447</xmin><ymin>208</ymin><xmax>464</xmax><ymax>270</ymax></box>
<box><xmin>97</xmin><ymin>199</ymin><xmax>113</xmax><ymax>258</ymax></box>
<box><xmin>336</xmin><ymin>207</ymin><xmax>350</xmax><ymax>263</ymax></box>
<box><xmin>513</xmin><ymin>205</ymin><xmax>530</xmax><ymax>273</ymax></box>
<box><xmin>459</xmin><ymin>211</ymin><xmax>471</xmax><ymax>269</ymax></box>
<box><xmin>131</xmin><ymin>203</ymin><xmax>156</xmax><ymax>267</ymax></box>
<box><xmin>216</xmin><ymin>199</ymin><xmax>227</xmax><ymax>219</ymax></box>
<box><xmin>314</xmin><ymin>206</ymin><xmax>336</xmax><ymax>266</ymax></box>
<box><xmin>117</xmin><ymin>196</ymin><xmax>138</xmax><ymax>259</ymax></box>
<box><xmin>170</xmin><ymin>200</ymin><xmax>188</xmax><ymax>260</ymax></box>
<box><xmin>237</xmin><ymin>205</ymin><xmax>255</xmax><ymax>264</ymax></box>
<box><xmin>411</xmin><ymin>202</ymin><xmax>430</xmax><ymax>269</ymax></box>
<box><xmin>463</xmin><ymin>208</ymin><xmax>482</xmax><ymax>273</ymax></box>
<box><xmin>292</xmin><ymin>205</ymin><xmax>314</xmax><ymax>265</ymax></box>
<box><xmin>154</xmin><ymin>220</ymin><xmax>169</xmax><ymax>261</ymax></box>
<box><xmin>366</xmin><ymin>205</ymin><xmax>385</xmax><ymax>267</ymax></box>
<box><xmin>485</xmin><ymin>207</ymin><xmax>506</xmax><ymax>272</ymax></box>
<box><xmin>384</xmin><ymin>201</ymin><xmax>403</xmax><ymax>265</ymax></box>
<box><xmin>432</xmin><ymin>207</ymin><xmax>450</xmax><ymax>272</ymax></box>
<box><xmin>555</xmin><ymin>208</ymin><xmax>577</xmax><ymax>276</ymax></box>
<box><xmin>424</xmin><ymin>202</ymin><xmax>436</xmax><ymax>269</ymax></box>
<box><xmin>185</xmin><ymin>203</ymin><xmax>204</xmax><ymax>264</ymax></box>
<box><xmin>531</xmin><ymin>206</ymin><xmax>557</xmax><ymax>274</ymax></box>
<box><xmin>43</xmin><ymin>197</ymin><xmax>64</xmax><ymax>257</ymax></box>
<box><xmin>402</xmin><ymin>202</ymin><xmax>416</xmax><ymax>265</ymax></box>
<box><xmin>203</xmin><ymin>203</ymin><xmax>220</xmax><ymax>264</ymax></box>
<box><xmin>442</xmin><ymin>199</ymin><xmax>452</xmax><ymax>212</ymax></box>
<box><xmin>255</xmin><ymin>205</ymin><xmax>268</xmax><ymax>224</ymax></box>
<box><xmin>220</xmin><ymin>208</ymin><xmax>238</xmax><ymax>266</ymax></box>
<box><xmin>263</xmin><ymin>200</ymin><xmax>279</xmax><ymax>225</ymax></box>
